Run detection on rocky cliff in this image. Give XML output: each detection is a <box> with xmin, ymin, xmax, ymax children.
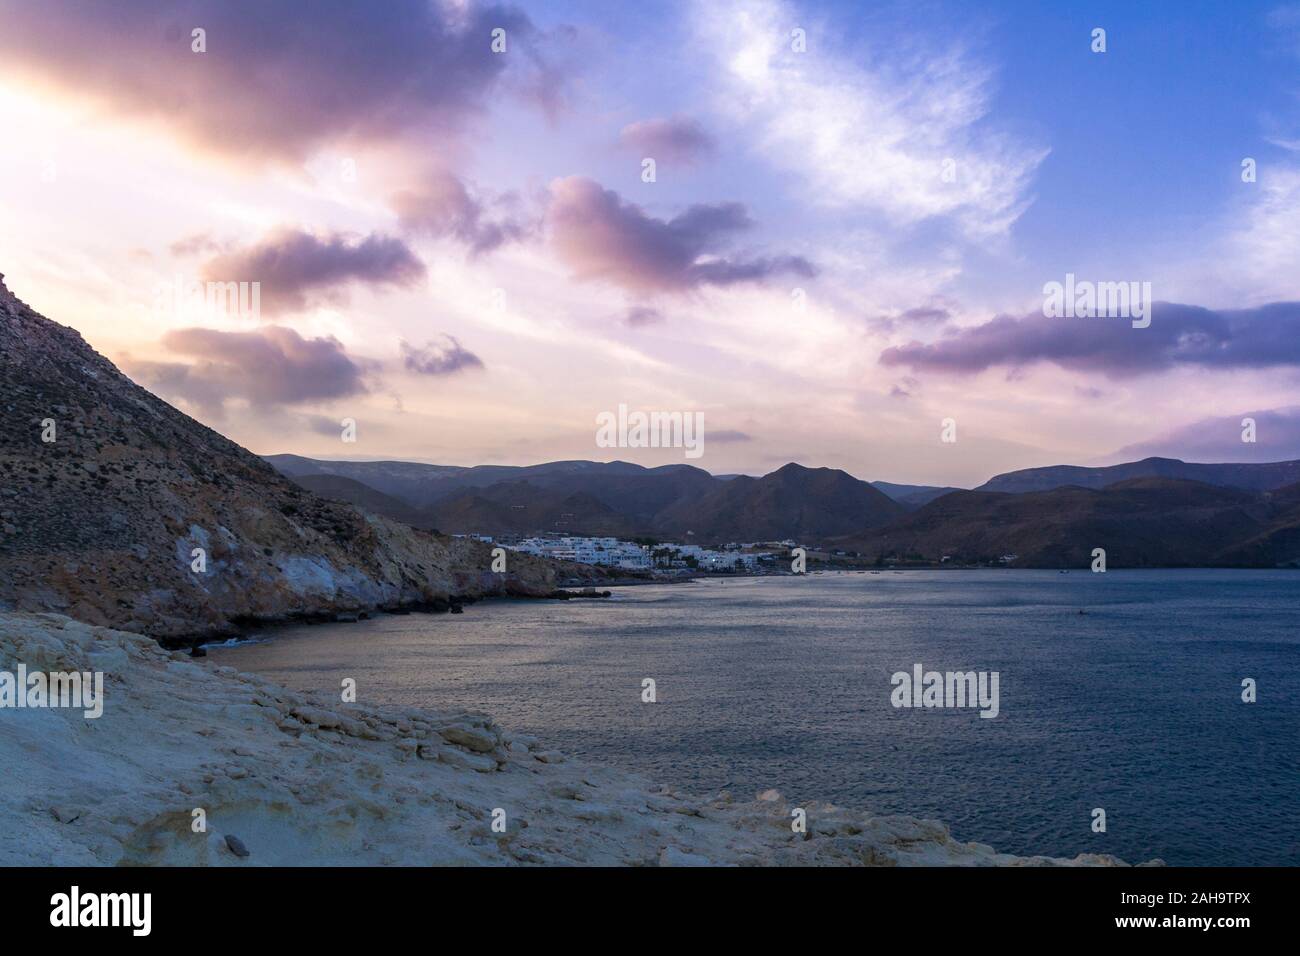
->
<box><xmin>0</xmin><ymin>274</ymin><xmax>577</xmax><ymax>638</ymax></box>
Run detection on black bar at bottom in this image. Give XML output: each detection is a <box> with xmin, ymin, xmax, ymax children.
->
<box><xmin>0</xmin><ymin>865</ymin><xmax>1280</xmax><ymax>941</ymax></box>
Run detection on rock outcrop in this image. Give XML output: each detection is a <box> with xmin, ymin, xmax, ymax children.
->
<box><xmin>0</xmin><ymin>612</ymin><xmax>1138</xmax><ymax>867</ymax></box>
<box><xmin>0</xmin><ymin>275</ymin><xmax>593</xmax><ymax>638</ymax></box>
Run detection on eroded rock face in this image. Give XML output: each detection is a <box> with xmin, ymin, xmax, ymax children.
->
<box><xmin>0</xmin><ymin>612</ymin><xmax>1141</xmax><ymax>867</ymax></box>
<box><xmin>0</xmin><ymin>277</ymin><xmax>568</xmax><ymax>637</ymax></box>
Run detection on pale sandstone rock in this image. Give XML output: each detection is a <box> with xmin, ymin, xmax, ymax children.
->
<box><xmin>436</xmin><ymin>747</ymin><xmax>500</xmax><ymax>773</ymax></box>
<box><xmin>291</xmin><ymin>705</ymin><xmax>342</xmax><ymax>729</ymax></box>
<box><xmin>438</xmin><ymin>725</ymin><xmax>498</xmax><ymax>753</ymax></box>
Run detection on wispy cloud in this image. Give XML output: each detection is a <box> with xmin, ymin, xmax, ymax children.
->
<box><xmin>695</xmin><ymin>0</ymin><xmax>1046</xmax><ymax>240</ymax></box>
<box><xmin>1220</xmin><ymin>168</ymin><xmax>1300</xmax><ymax>302</ymax></box>
<box><xmin>169</xmin><ymin>233</ymin><xmax>229</xmax><ymax>258</ymax></box>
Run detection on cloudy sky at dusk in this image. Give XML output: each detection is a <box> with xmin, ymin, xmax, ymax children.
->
<box><xmin>2</xmin><ymin>0</ymin><xmax>1299</xmax><ymax>487</ymax></box>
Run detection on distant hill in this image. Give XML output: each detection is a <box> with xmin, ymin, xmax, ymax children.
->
<box><xmin>265</xmin><ymin>455</ymin><xmax>716</xmax><ymax>518</ymax></box>
<box><xmin>871</xmin><ymin>481</ymin><xmax>964</xmax><ymax>508</ymax></box>
<box><xmin>836</xmin><ymin>477</ymin><xmax>1300</xmax><ymax>568</ymax></box>
<box><xmin>977</xmin><ymin>456</ymin><xmax>1300</xmax><ymax>494</ymax></box>
<box><xmin>428</xmin><ymin>482</ymin><xmax>638</xmax><ymax>537</ymax></box>
<box><xmin>287</xmin><ymin>467</ymin><xmax>645</xmax><ymax>537</ymax></box>
<box><xmin>1214</xmin><ymin>481</ymin><xmax>1300</xmax><ymax>566</ymax></box>
<box><xmin>653</xmin><ymin>463</ymin><xmax>906</xmax><ymax>542</ymax></box>
<box><xmin>291</xmin><ymin>474</ymin><xmax>438</xmax><ymax>530</ymax></box>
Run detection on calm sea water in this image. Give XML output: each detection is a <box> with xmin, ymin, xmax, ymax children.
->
<box><xmin>211</xmin><ymin>570</ymin><xmax>1300</xmax><ymax>865</ymax></box>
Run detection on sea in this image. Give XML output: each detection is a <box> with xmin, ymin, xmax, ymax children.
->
<box><xmin>210</xmin><ymin>569</ymin><xmax>1300</xmax><ymax>865</ymax></box>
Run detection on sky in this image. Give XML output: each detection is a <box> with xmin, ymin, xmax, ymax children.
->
<box><xmin>1</xmin><ymin>0</ymin><xmax>1299</xmax><ymax>487</ymax></box>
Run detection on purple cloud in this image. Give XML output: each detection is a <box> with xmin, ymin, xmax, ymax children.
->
<box><xmin>169</xmin><ymin>233</ymin><xmax>228</xmax><ymax>258</ymax></box>
<box><xmin>400</xmin><ymin>336</ymin><xmax>484</xmax><ymax>376</ymax></box>
<box><xmin>874</xmin><ymin>304</ymin><xmax>955</xmax><ymax>335</ymax></box>
<box><xmin>129</xmin><ymin>326</ymin><xmax>367</xmax><ymax>414</ymax></box>
<box><xmin>391</xmin><ymin>171</ymin><xmax>529</xmax><ymax>255</ymax></box>
<box><xmin>1112</xmin><ymin>407</ymin><xmax>1300</xmax><ymax>463</ymax></box>
<box><xmin>547</xmin><ymin>177</ymin><xmax>815</xmax><ymax>294</ymax></box>
<box><xmin>624</xmin><ymin>306</ymin><xmax>665</xmax><ymax>327</ymax></box>
<box><xmin>200</xmin><ymin>228</ymin><xmax>425</xmax><ymax>315</ymax></box>
<box><xmin>0</xmin><ymin>0</ymin><xmax>562</xmax><ymax>161</ymax></box>
<box><xmin>880</xmin><ymin>301</ymin><xmax>1300</xmax><ymax>378</ymax></box>
<box><xmin>899</xmin><ymin>306</ymin><xmax>950</xmax><ymax>323</ymax></box>
<box><xmin>618</xmin><ymin>115</ymin><xmax>715</xmax><ymax>164</ymax></box>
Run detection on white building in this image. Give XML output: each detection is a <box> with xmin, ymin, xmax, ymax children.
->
<box><xmin>509</xmin><ymin>535</ymin><xmax>652</xmax><ymax>570</ymax></box>
<box><xmin>650</xmin><ymin>542</ymin><xmax>771</xmax><ymax>571</ymax></box>
<box><xmin>507</xmin><ymin>535</ymin><xmax>769</xmax><ymax>572</ymax></box>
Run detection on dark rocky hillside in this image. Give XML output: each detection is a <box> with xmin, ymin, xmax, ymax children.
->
<box><xmin>291</xmin><ymin>473</ymin><xmax>438</xmax><ymax>529</ymax></box>
<box><xmin>0</xmin><ymin>274</ymin><xmax>574</xmax><ymax>638</ymax></box>
<box><xmin>653</xmin><ymin>462</ymin><xmax>906</xmax><ymax>542</ymax></box>
<box><xmin>427</xmin><ymin>481</ymin><xmax>638</xmax><ymax>537</ymax></box>
<box><xmin>835</xmin><ymin>477</ymin><xmax>1300</xmax><ymax>568</ymax></box>
<box><xmin>978</xmin><ymin>456</ymin><xmax>1300</xmax><ymax>494</ymax></box>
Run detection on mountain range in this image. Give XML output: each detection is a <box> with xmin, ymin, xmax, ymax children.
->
<box><xmin>974</xmin><ymin>457</ymin><xmax>1300</xmax><ymax>494</ymax></box>
<box><xmin>270</xmin><ymin>455</ymin><xmax>906</xmax><ymax>542</ymax></box>
<box><xmin>834</xmin><ymin>477</ymin><xmax>1300</xmax><ymax>567</ymax></box>
<box><xmin>266</xmin><ymin>452</ymin><xmax>1300</xmax><ymax>567</ymax></box>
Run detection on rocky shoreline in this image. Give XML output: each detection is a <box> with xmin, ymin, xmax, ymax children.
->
<box><xmin>0</xmin><ymin>611</ymin><xmax>1143</xmax><ymax>867</ymax></box>
<box><xmin>164</xmin><ymin>587</ymin><xmax>615</xmax><ymax>654</ymax></box>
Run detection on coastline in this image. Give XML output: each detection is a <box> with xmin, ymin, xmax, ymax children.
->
<box><xmin>0</xmin><ymin>610</ymin><xmax>1141</xmax><ymax>867</ymax></box>
<box><xmin>168</xmin><ymin>562</ymin><xmax>1300</xmax><ymax>653</ymax></box>
<box><xmin>160</xmin><ymin>586</ymin><xmax>618</xmax><ymax>654</ymax></box>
